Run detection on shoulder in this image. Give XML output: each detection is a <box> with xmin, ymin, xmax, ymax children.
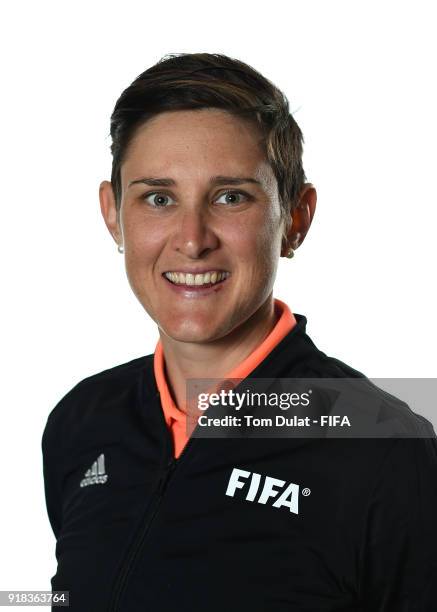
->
<box><xmin>286</xmin><ymin>319</ymin><xmax>436</xmax><ymax>439</ymax></box>
<box><xmin>42</xmin><ymin>354</ymin><xmax>155</xmax><ymax>448</ymax></box>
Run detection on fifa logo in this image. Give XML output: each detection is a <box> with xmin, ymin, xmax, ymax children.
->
<box><xmin>225</xmin><ymin>468</ymin><xmax>303</xmax><ymax>514</ymax></box>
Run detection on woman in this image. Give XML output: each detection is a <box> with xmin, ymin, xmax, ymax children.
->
<box><xmin>42</xmin><ymin>53</ymin><xmax>437</xmax><ymax>611</ymax></box>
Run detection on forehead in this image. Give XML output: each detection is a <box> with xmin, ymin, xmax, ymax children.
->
<box><xmin>121</xmin><ymin>109</ymin><xmax>273</xmax><ymax>186</ymax></box>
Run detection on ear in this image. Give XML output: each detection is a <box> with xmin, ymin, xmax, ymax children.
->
<box><xmin>99</xmin><ymin>180</ymin><xmax>123</xmax><ymax>247</ymax></box>
<box><xmin>281</xmin><ymin>183</ymin><xmax>317</xmax><ymax>255</ymax></box>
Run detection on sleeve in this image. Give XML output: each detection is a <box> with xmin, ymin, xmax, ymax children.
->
<box><xmin>359</xmin><ymin>436</ymin><xmax>437</xmax><ymax>610</ymax></box>
<box><xmin>41</xmin><ymin>410</ymin><xmax>63</xmax><ymax>540</ymax></box>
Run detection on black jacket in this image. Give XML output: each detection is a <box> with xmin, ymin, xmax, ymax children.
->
<box><xmin>42</xmin><ymin>313</ymin><xmax>437</xmax><ymax>611</ymax></box>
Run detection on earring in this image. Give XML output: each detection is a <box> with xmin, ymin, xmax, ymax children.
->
<box><xmin>286</xmin><ymin>247</ymin><xmax>294</xmax><ymax>259</ymax></box>
<box><xmin>117</xmin><ymin>244</ymin><xmax>124</xmax><ymax>254</ymax></box>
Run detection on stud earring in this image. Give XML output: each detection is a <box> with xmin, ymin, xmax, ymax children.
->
<box><xmin>117</xmin><ymin>244</ymin><xmax>124</xmax><ymax>254</ymax></box>
<box><xmin>286</xmin><ymin>247</ymin><xmax>294</xmax><ymax>259</ymax></box>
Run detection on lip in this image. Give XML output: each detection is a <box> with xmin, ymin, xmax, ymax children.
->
<box><xmin>162</xmin><ymin>272</ymin><xmax>230</xmax><ymax>298</ymax></box>
<box><xmin>162</xmin><ymin>268</ymin><xmax>229</xmax><ymax>275</ymax></box>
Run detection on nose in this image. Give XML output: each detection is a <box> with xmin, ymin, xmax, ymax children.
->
<box><xmin>170</xmin><ymin>207</ymin><xmax>219</xmax><ymax>259</ymax></box>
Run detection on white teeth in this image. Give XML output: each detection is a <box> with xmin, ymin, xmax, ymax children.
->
<box><xmin>164</xmin><ymin>271</ymin><xmax>229</xmax><ymax>286</ymax></box>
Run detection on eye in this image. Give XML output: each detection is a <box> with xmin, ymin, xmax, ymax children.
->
<box><xmin>215</xmin><ymin>190</ymin><xmax>250</xmax><ymax>205</ymax></box>
<box><xmin>142</xmin><ymin>192</ymin><xmax>175</xmax><ymax>207</ymax></box>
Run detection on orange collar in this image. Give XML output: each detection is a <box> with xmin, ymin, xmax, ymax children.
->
<box><xmin>153</xmin><ymin>298</ymin><xmax>296</xmax><ymax>428</ymax></box>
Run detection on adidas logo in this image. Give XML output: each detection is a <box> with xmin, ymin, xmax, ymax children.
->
<box><xmin>80</xmin><ymin>453</ymin><xmax>108</xmax><ymax>487</ymax></box>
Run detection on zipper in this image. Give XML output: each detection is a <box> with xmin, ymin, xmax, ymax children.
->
<box><xmin>108</xmin><ymin>455</ymin><xmax>177</xmax><ymax>612</ymax></box>
<box><xmin>108</xmin><ymin>391</ymin><xmax>197</xmax><ymax>612</ymax></box>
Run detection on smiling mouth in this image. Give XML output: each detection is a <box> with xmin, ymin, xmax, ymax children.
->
<box><xmin>163</xmin><ymin>271</ymin><xmax>230</xmax><ymax>288</ymax></box>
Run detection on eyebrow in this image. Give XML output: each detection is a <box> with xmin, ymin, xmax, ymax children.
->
<box><xmin>127</xmin><ymin>175</ymin><xmax>262</xmax><ymax>189</ymax></box>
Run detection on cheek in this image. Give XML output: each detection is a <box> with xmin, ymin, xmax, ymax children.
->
<box><xmin>123</xmin><ymin>215</ymin><xmax>164</xmax><ymax>261</ymax></box>
<box><xmin>227</xmin><ymin>222</ymin><xmax>281</xmax><ymax>285</ymax></box>
<box><xmin>264</xmin><ymin>207</ymin><xmax>283</xmax><ymax>252</ymax></box>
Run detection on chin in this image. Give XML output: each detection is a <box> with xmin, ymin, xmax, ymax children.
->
<box><xmin>164</xmin><ymin>328</ymin><xmax>216</xmax><ymax>344</ymax></box>
<box><xmin>160</xmin><ymin>318</ymin><xmax>225</xmax><ymax>344</ymax></box>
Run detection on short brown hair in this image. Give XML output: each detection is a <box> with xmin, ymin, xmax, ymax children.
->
<box><xmin>109</xmin><ymin>53</ymin><xmax>306</xmax><ymax>238</ymax></box>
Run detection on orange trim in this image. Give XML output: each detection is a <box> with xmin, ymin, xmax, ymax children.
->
<box><xmin>153</xmin><ymin>298</ymin><xmax>296</xmax><ymax>458</ymax></box>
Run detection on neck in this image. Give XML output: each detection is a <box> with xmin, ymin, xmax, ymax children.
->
<box><xmin>159</xmin><ymin>296</ymin><xmax>278</xmax><ymax>411</ymax></box>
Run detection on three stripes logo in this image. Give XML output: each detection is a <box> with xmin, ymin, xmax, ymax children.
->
<box><xmin>80</xmin><ymin>453</ymin><xmax>108</xmax><ymax>487</ymax></box>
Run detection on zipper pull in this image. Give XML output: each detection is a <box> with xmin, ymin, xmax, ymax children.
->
<box><xmin>158</xmin><ymin>457</ymin><xmax>177</xmax><ymax>496</ymax></box>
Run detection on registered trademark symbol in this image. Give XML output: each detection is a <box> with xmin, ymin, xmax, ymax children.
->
<box><xmin>302</xmin><ymin>488</ymin><xmax>311</xmax><ymax>496</ymax></box>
